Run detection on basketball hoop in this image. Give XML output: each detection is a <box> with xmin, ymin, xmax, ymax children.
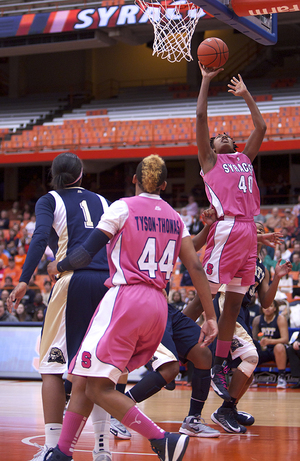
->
<box><xmin>135</xmin><ymin>0</ymin><xmax>204</xmax><ymax>63</ymax></box>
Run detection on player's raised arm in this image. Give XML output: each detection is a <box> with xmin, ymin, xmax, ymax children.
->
<box><xmin>228</xmin><ymin>74</ymin><xmax>266</xmax><ymax>162</ymax></box>
<box><xmin>196</xmin><ymin>64</ymin><xmax>223</xmax><ymax>174</ymax></box>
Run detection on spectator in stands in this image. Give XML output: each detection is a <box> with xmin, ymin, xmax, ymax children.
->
<box><xmin>25</xmin><ymin>213</ymin><xmax>36</xmax><ymax>238</ymax></box>
<box><xmin>279</xmin><ymin>241</ymin><xmax>292</xmax><ymax>261</ymax></box>
<box><xmin>185</xmin><ymin>194</ymin><xmax>199</xmax><ymax>217</ymax></box>
<box><xmin>290</xmin><ymin>241</ymin><xmax>300</xmax><ymax>263</ymax></box>
<box><xmin>1</xmin><ymin>289</ymin><xmax>10</xmax><ymax>307</ymax></box>
<box><xmin>5</xmin><ymin>228</ymin><xmax>20</xmax><ymax>256</ymax></box>
<box><xmin>14</xmin><ymin>302</ymin><xmax>32</xmax><ymax>322</ymax></box>
<box><xmin>0</xmin><ymin>259</ymin><xmax>5</xmax><ymax>286</ymax></box>
<box><xmin>3</xmin><ymin>257</ymin><xmax>22</xmax><ymax>285</ymax></box>
<box><xmin>7</xmin><ymin>201</ymin><xmax>23</xmax><ymax>221</ymax></box>
<box><xmin>14</xmin><ymin>245</ymin><xmax>27</xmax><ymax>272</ymax></box>
<box><xmin>281</xmin><ymin>227</ymin><xmax>292</xmax><ymax>248</ymax></box>
<box><xmin>281</xmin><ymin>208</ymin><xmax>296</xmax><ymax>237</ymax></box>
<box><xmin>41</xmin><ymin>279</ymin><xmax>52</xmax><ymax>306</ymax></box>
<box><xmin>276</xmin><ymin>273</ymin><xmax>294</xmax><ymax>300</ymax></box>
<box><xmin>32</xmin><ymin>305</ymin><xmax>45</xmax><ymax>323</ymax></box>
<box><xmin>170</xmin><ymin>290</ymin><xmax>185</xmax><ymax>311</ymax></box>
<box><xmin>26</xmin><ymin>292</ymin><xmax>46</xmax><ymax>320</ymax></box>
<box><xmin>27</xmin><ymin>274</ymin><xmax>42</xmax><ymax>295</ymax></box>
<box><xmin>0</xmin><ymin>299</ymin><xmax>18</xmax><ymax>322</ymax></box>
<box><xmin>2</xmin><ymin>276</ymin><xmax>16</xmax><ymax>293</ymax></box>
<box><xmin>291</xmin><ymin>252</ymin><xmax>300</xmax><ymax>271</ymax></box>
<box><xmin>0</xmin><ymin>209</ymin><xmax>9</xmax><ymax>230</ymax></box>
<box><xmin>0</xmin><ymin>242</ymin><xmax>9</xmax><ymax>267</ymax></box>
<box><xmin>265</xmin><ymin>207</ymin><xmax>282</xmax><ymax>232</ymax></box>
<box><xmin>189</xmin><ymin>209</ymin><xmax>204</xmax><ymax>235</ymax></box>
<box><xmin>186</xmin><ymin>289</ymin><xmax>196</xmax><ymax>305</ymax></box>
<box><xmin>180</xmin><ymin>207</ymin><xmax>192</xmax><ymax>229</ymax></box>
<box><xmin>252</xmin><ymin>299</ymin><xmax>289</xmax><ymax>388</ymax></box>
<box><xmin>292</xmin><ymin>195</ymin><xmax>300</xmax><ymax>225</ymax></box>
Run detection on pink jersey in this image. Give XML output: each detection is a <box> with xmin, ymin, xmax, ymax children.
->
<box><xmin>201</xmin><ymin>152</ymin><xmax>260</xmax><ymax>218</ymax></box>
<box><xmin>104</xmin><ymin>195</ymin><xmax>185</xmax><ymax>289</ymax></box>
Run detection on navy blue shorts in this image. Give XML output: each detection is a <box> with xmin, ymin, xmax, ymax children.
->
<box><xmin>160</xmin><ymin>304</ymin><xmax>201</xmax><ymax>362</ymax></box>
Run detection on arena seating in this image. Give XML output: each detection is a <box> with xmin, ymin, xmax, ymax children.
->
<box><xmin>1</xmin><ymin>81</ymin><xmax>300</xmax><ymax>152</ymax></box>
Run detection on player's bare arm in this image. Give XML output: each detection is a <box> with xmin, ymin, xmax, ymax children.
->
<box><xmin>196</xmin><ymin>64</ymin><xmax>223</xmax><ymax>174</ymax></box>
<box><xmin>229</xmin><ymin>74</ymin><xmax>266</xmax><ymax>162</ymax></box>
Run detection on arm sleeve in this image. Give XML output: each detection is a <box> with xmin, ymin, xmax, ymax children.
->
<box><xmin>19</xmin><ymin>195</ymin><xmax>55</xmax><ymax>284</ymax></box>
<box><xmin>57</xmin><ymin>228</ymin><xmax>110</xmax><ymax>272</ymax></box>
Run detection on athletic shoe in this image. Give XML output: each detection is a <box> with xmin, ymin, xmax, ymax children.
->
<box><xmin>210</xmin><ymin>364</ymin><xmax>231</xmax><ymax>401</ymax></box>
<box><xmin>44</xmin><ymin>446</ymin><xmax>73</xmax><ymax>460</ymax></box>
<box><xmin>29</xmin><ymin>444</ymin><xmax>50</xmax><ymax>461</ymax></box>
<box><xmin>277</xmin><ymin>375</ymin><xmax>287</xmax><ymax>389</ymax></box>
<box><xmin>92</xmin><ymin>451</ymin><xmax>112</xmax><ymax>461</ymax></box>
<box><xmin>233</xmin><ymin>406</ymin><xmax>255</xmax><ymax>426</ymax></box>
<box><xmin>179</xmin><ymin>415</ymin><xmax>220</xmax><ymax>438</ymax></box>
<box><xmin>110</xmin><ymin>417</ymin><xmax>132</xmax><ymax>439</ymax></box>
<box><xmin>211</xmin><ymin>408</ymin><xmax>247</xmax><ymax>434</ymax></box>
<box><xmin>150</xmin><ymin>432</ymin><xmax>189</xmax><ymax>461</ymax></box>
<box><xmin>165</xmin><ymin>379</ymin><xmax>176</xmax><ymax>391</ymax></box>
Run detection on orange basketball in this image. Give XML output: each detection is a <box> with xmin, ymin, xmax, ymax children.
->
<box><xmin>197</xmin><ymin>37</ymin><xmax>229</xmax><ymax>68</ymax></box>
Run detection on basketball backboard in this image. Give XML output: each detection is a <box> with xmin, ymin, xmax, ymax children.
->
<box><xmin>192</xmin><ymin>0</ymin><xmax>278</xmax><ymax>45</ymax></box>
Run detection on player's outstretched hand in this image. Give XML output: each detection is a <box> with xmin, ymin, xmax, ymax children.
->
<box><xmin>228</xmin><ymin>74</ymin><xmax>247</xmax><ymax>97</ymax></box>
<box><xmin>258</xmin><ymin>231</ymin><xmax>283</xmax><ymax>248</ymax></box>
<box><xmin>199</xmin><ymin>62</ymin><xmax>224</xmax><ymax>80</ymax></box>
<box><xmin>198</xmin><ymin>318</ymin><xmax>218</xmax><ymax>347</ymax></box>
<box><xmin>6</xmin><ymin>282</ymin><xmax>28</xmax><ymax>312</ymax></box>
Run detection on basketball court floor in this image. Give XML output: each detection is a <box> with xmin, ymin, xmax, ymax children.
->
<box><xmin>1</xmin><ymin>379</ymin><xmax>299</xmax><ymax>461</ymax></box>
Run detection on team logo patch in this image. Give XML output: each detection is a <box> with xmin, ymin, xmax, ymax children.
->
<box><xmin>48</xmin><ymin>347</ymin><xmax>66</xmax><ymax>364</ymax></box>
<box><xmin>231</xmin><ymin>337</ymin><xmax>243</xmax><ymax>352</ymax></box>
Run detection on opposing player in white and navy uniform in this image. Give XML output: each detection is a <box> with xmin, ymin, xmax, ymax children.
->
<box><xmin>46</xmin><ymin>154</ymin><xmax>218</xmax><ymax>461</ymax></box>
<box><xmin>7</xmin><ymin>152</ymin><xmax>111</xmax><ymax>461</ymax></box>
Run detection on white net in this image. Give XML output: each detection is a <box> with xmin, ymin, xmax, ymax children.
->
<box><xmin>135</xmin><ymin>0</ymin><xmax>203</xmax><ymax>63</ymax></box>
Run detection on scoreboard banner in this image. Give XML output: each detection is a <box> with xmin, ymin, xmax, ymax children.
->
<box><xmin>0</xmin><ymin>6</ymin><xmax>208</xmax><ymax>38</ymax></box>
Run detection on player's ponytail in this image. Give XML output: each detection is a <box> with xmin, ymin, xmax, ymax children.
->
<box><xmin>50</xmin><ymin>152</ymin><xmax>83</xmax><ymax>190</ymax></box>
<box><xmin>136</xmin><ymin>154</ymin><xmax>167</xmax><ymax>194</ymax></box>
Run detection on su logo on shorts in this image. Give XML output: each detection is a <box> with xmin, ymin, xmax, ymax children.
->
<box><xmin>48</xmin><ymin>347</ymin><xmax>66</xmax><ymax>364</ymax></box>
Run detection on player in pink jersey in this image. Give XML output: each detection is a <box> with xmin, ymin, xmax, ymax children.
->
<box><xmin>46</xmin><ymin>154</ymin><xmax>218</xmax><ymax>461</ymax></box>
<box><xmin>195</xmin><ymin>64</ymin><xmax>267</xmax><ymax>401</ymax></box>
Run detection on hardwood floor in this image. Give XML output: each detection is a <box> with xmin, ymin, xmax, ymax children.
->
<box><xmin>1</xmin><ymin>379</ymin><xmax>299</xmax><ymax>461</ymax></box>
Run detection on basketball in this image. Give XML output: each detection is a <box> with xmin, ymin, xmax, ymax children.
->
<box><xmin>197</xmin><ymin>37</ymin><xmax>229</xmax><ymax>68</ymax></box>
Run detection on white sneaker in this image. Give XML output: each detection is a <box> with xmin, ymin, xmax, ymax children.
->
<box><xmin>92</xmin><ymin>450</ymin><xmax>112</xmax><ymax>461</ymax></box>
<box><xmin>110</xmin><ymin>417</ymin><xmax>131</xmax><ymax>439</ymax></box>
<box><xmin>179</xmin><ymin>416</ymin><xmax>220</xmax><ymax>438</ymax></box>
<box><xmin>29</xmin><ymin>444</ymin><xmax>50</xmax><ymax>461</ymax></box>
<box><xmin>277</xmin><ymin>375</ymin><xmax>287</xmax><ymax>389</ymax></box>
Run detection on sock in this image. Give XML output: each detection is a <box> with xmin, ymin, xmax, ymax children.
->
<box><xmin>221</xmin><ymin>397</ymin><xmax>237</xmax><ymax>410</ymax></box>
<box><xmin>116</xmin><ymin>382</ymin><xmax>126</xmax><ymax>394</ymax></box>
<box><xmin>278</xmin><ymin>370</ymin><xmax>286</xmax><ymax>377</ymax></box>
<box><xmin>125</xmin><ymin>371</ymin><xmax>167</xmax><ymax>403</ymax></box>
<box><xmin>214</xmin><ymin>340</ymin><xmax>231</xmax><ymax>365</ymax></box>
<box><xmin>45</xmin><ymin>423</ymin><xmax>62</xmax><ymax>448</ymax></box>
<box><xmin>188</xmin><ymin>368</ymin><xmax>211</xmax><ymax>417</ymax></box>
<box><xmin>58</xmin><ymin>411</ymin><xmax>87</xmax><ymax>456</ymax></box>
<box><xmin>121</xmin><ymin>406</ymin><xmax>165</xmax><ymax>440</ymax></box>
<box><xmin>91</xmin><ymin>405</ymin><xmax>110</xmax><ymax>454</ymax></box>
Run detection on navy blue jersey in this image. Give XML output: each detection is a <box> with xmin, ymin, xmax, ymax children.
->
<box><xmin>258</xmin><ymin>314</ymin><xmax>280</xmax><ymax>343</ymax></box>
<box><xmin>20</xmin><ymin>187</ymin><xmax>110</xmax><ymax>284</ymax></box>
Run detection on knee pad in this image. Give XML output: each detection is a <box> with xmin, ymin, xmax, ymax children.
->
<box><xmin>237</xmin><ymin>354</ymin><xmax>258</xmax><ymax>377</ymax></box>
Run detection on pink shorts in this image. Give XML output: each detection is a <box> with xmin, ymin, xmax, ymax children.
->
<box><xmin>69</xmin><ymin>284</ymin><xmax>168</xmax><ymax>384</ymax></box>
<box><xmin>203</xmin><ymin>217</ymin><xmax>257</xmax><ymax>288</ymax></box>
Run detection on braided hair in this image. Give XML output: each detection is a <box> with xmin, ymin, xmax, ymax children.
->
<box><xmin>50</xmin><ymin>152</ymin><xmax>83</xmax><ymax>190</ymax></box>
<box><xmin>136</xmin><ymin>155</ymin><xmax>167</xmax><ymax>194</ymax></box>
